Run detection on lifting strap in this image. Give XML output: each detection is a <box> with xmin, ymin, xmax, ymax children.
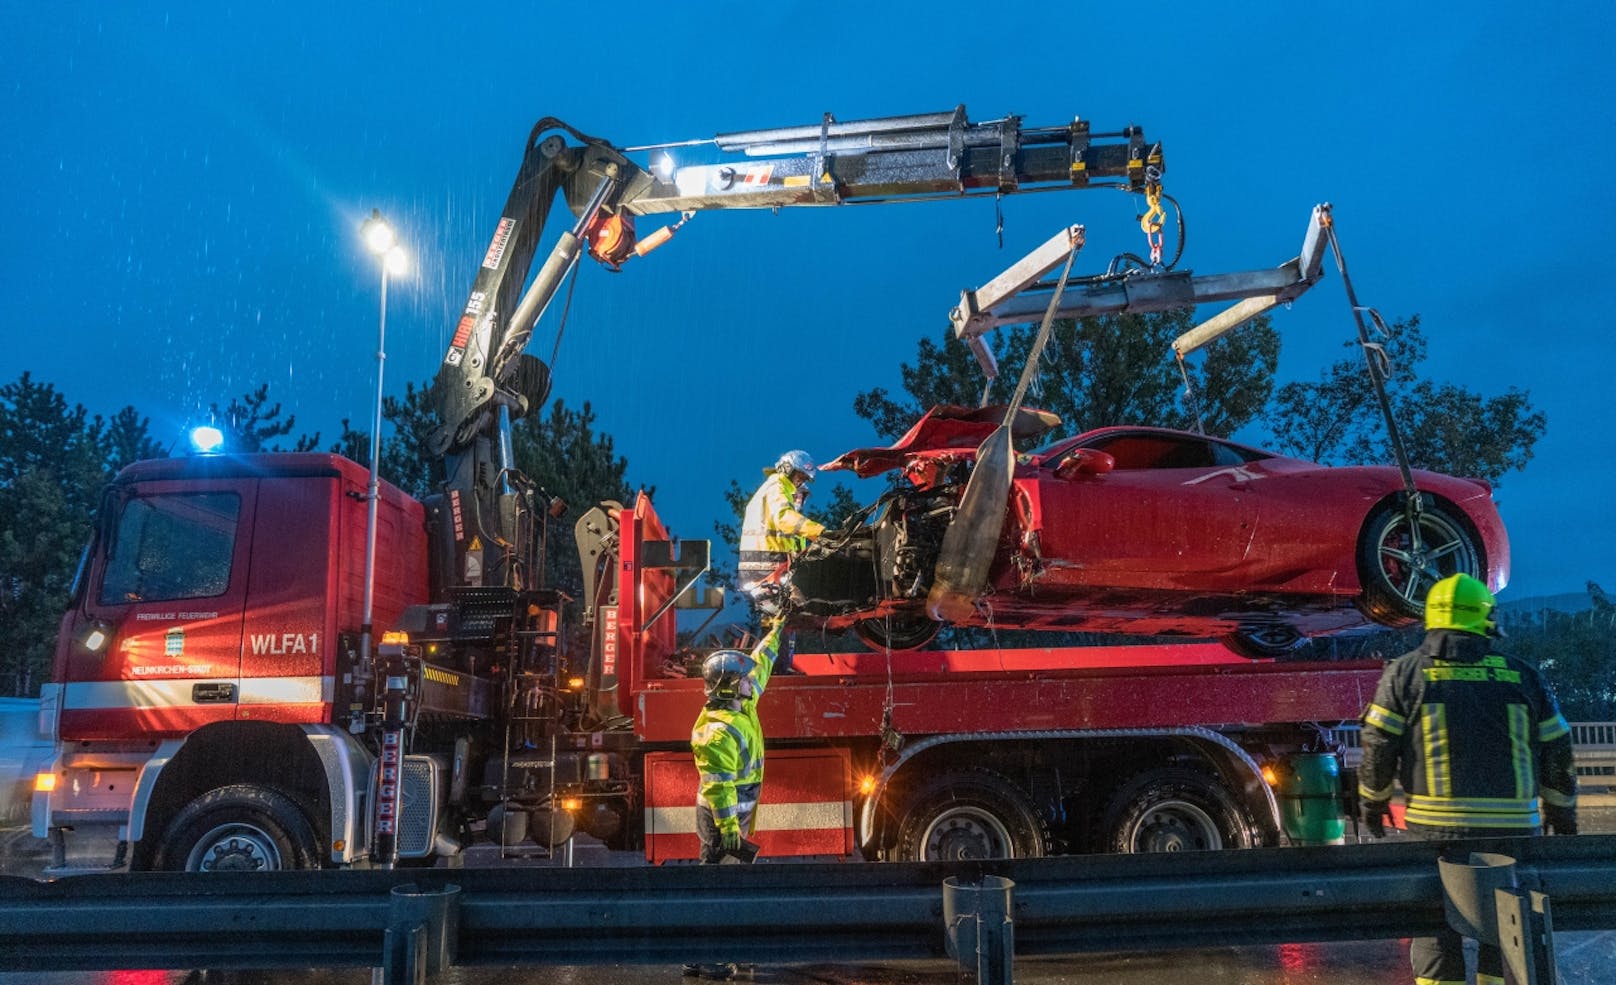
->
<box><xmin>1322</xmin><ymin>211</ymin><xmax>1423</xmax><ymax>513</ymax></box>
<box><xmin>1176</xmin><ymin>350</ymin><xmax>1207</xmax><ymax>435</ymax></box>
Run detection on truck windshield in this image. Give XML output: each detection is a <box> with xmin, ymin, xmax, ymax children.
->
<box><xmin>98</xmin><ymin>492</ymin><xmax>240</xmax><ymax>605</ymax></box>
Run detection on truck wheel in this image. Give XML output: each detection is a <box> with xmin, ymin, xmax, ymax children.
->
<box><xmin>153</xmin><ymin>784</ymin><xmax>320</xmax><ymax>872</ymax></box>
<box><xmin>893</xmin><ymin>768</ymin><xmax>1046</xmax><ymax>861</ymax></box>
<box><xmin>1101</xmin><ymin>767</ymin><xmax>1252</xmax><ymax>854</ymax></box>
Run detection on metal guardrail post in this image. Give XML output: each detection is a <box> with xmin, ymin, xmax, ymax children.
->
<box><xmin>943</xmin><ymin>875</ymin><xmax>1015</xmax><ymax>985</ymax></box>
<box><xmin>1437</xmin><ymin>852</ymin><xmax>1559</xmax><ymax>985</ymax></box>
<box><xmin>1496</xmin><ymin>888</ymin><xmax>1558</xmax><ymax>985</ymax></box>
<box><xmin>379</xmin><ymin>883</ymin><xmax>461</xmax><ymax>985</ymax></box>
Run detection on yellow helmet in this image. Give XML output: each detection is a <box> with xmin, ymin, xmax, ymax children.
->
<box><xmin>1424</xmin><ymin>573</ymin><xmax>1496</xmax><ymax>635</ymax></box>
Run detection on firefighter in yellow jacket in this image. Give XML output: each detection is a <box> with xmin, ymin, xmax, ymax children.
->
<box><xmin>738</xmin><ymin>450</ymin><xmax>825</xmax><ymax>600</ymax></box>
<box><xmin>683</xmin><ymin>627</ymin><xmax>780</xmax><ymax>980</ymax></box>
<box><xmin>691</xmin><ymin>624</ymin><xmax>779</xmax><ymax>864</ymax></box>
<box><xmin>1358</xmin><ymin>573</ymin><xmax>1578</xmax><ymax>985</ymax></box>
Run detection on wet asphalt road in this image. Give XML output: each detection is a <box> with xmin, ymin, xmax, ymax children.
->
<box><xmin>4</xmin><ymin>807</ymin><xmax>1615</xmax><ymax>984</ymax></box>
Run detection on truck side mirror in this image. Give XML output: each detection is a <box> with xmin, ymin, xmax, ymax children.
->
<box><xmin>1053</xmin><ymin>448</ymin><xmax>1115</xmax><ymax>480</ymax></box>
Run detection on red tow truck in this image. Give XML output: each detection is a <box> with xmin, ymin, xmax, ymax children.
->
<box><xmin>589</xmin><ymin>494</ymin><xmax>1381</xmax><ymax>861</ymax></box>
<box><xmin>32</xmin><ymin>106</ymin><xmax>1376</xmax><ymax>871</ymax></box>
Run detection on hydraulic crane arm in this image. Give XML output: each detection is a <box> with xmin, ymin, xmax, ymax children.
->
<box><xmin>425</xmin><ymin>106</ymin><xmax>1162</xmax><ymax>593</ymax></box>
<box><xmin>429</xmin><ymin>106</ymin><xmax>1162</xmax><ymax>459</ymax></box>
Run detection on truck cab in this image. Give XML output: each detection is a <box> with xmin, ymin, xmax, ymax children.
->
<box><xmin>37</xmin><ymin>453</ymin><xmax>426</xmax><ymax>870</ymax></box>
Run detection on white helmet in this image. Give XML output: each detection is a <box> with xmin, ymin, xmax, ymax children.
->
<box><xmin>702</xmin><ymin>649</ymin><xmax>755</xmax><ymax>702</ymax></box>
<box><xmin>773</xmin><ymin>449</ymin><xmax>816</xmax><ymax>483</ymax></box>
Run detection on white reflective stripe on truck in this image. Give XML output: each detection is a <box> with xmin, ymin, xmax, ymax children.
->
<box><xmin>647</xmin><ymin>799</ymin><xmax>852</xmax><ymax>834</ymax></box>
<box><xmin>60</xmin><ymin>676</ymin><xmax>332</xmax><ymax>709</ymax></box>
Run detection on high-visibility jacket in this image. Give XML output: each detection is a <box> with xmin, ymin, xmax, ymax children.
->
<box><xmin>1359</xmin><ymin>629</ymin><xmax>1577</xmax><ymax>831</ymax></box>
<box><xmin>738</xmin><ymin>471</ymin><xmax>825</xmax><ymax>585</ymax></box>
<box><xmin>691</xmin><ymin>627</ymin><xmax>780</xmax><ymax>835</ymax></box>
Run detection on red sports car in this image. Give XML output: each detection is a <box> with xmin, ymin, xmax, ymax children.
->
<box><xmin>788</xmin><ymin>404</ymin><xmax>1509</xmax><ymax>657</ymax></box>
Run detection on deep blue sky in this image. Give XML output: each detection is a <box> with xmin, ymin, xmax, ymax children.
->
<box><xmin>3</xmin><ymin>4</ymin><xmax>1613</xmax><ymax>601</ymax></box>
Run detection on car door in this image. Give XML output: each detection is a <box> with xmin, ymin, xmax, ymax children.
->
<box><xmin>1031</xmin><ymin>432</ymin><xmax>1262</xmax><ymax>589</ymax></box>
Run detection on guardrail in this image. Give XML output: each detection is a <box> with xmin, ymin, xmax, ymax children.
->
<box><xmin>3</xmin><ymin>835</ymin><xmax>1614</xmax><ymax>983</ymax></box>
<box><xmin>1327</xmin><ymin>722</ymin><xmax>1616</xmax><ymax>782</ymax></box>
<box><xmin>1572</xmin><ymin>722</ymin><xmax>1616</xmax><ymax>778</ymax></box>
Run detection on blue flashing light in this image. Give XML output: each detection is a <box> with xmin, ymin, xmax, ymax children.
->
<box><xmin>190</xmin><ymin>425</ymin><xmax>226</xmax><ymax>454</ymax></box>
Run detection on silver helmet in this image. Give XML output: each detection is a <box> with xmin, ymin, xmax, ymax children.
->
<box><xmin>702</xmin><ymin>649</ymin><xmax>755</xmax><ymax>702</ymax></box>
<box><xmin>773</xmin><ymin>449</ymin><xmax>816</xmax><ymax>483</ymax></box>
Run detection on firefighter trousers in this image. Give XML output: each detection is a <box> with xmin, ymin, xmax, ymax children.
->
<box><xmin>1409</xmin><ymin>824</ymin><xmax>1536</xmax><ymax>985</ymax></box>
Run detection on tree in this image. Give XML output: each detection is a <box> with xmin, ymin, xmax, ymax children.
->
<box><xmin>208</xmin><ymin>383</ymin><xmax>321</xmax><ymax>453</ymax></box>
<box><xmin>94</xmin><ymin>405</ymin><xmax>166</xmax><ymax>476</ymax></box>
<box><xmin>378</xmin><ymin>382</ymin><xmax>438</xmax><ymax>498</ymax></box>
<box><xmin>0</xmin><ymin>373</ymin><xmax>160</xmax><ymax>696</ymax></box>
<box><xmin>328</xmin><ymin>380</ymin><xmax>437</xmax><ymax>500</ymax></box>
<box><xmin>509</xmin><ymin>399</ymin><xmax>642</xmax><ymax>600</ymax></box>
<box><xmin>1499</xmin><ymin>582</ymin><xmax>1616</xmax><ymax>721</ymax></box>
<box><xmin>854</xmin><ymin>309</ymin><xmax>1280</xmax><ymax>445</ymax></box>
<box><xmin>1264</xmin><ymin>316</ymin><xmax>1544</xmax><ymax>483</ymax></box>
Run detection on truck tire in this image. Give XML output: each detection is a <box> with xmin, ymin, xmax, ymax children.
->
<box><xmin>152</xmin><ymin>784</ymin><xmax>321</xmax><ymax>872</ymax></box>
<box><xmin>893</xmin><ymin>768</ymin><xmax>1046</xmax><ymax>861</ymax></box>
<box><xmin>1101</xmin><ymin>767</ymin><xmax>1253</xmax><ymax>854</ymax></box>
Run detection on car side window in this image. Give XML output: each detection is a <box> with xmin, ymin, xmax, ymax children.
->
<box><xmin>1089</xmin><ymin>435</ymin><xmax>1214</xmax><ymax>469</ymax></box>
<box><xmin>99</xmin><ymin>492</ymin><xmax>240</xmax><ymax>605</ymax></box>
<box><xmin>1211</xmin><ymin>442</ymin><xmax>1257</xmax><ymax>467</ymax></box>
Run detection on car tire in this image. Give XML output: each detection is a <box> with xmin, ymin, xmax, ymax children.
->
<box><xmin>1101</xmin><ymin>767</ymin><xmax>1253</xmax><ymax>854</ymax></box>
<box><xmin>892</xmin><ymin>768</ymin><xmax>1046</xmax><ymax>861</ymax></box>
<box><xmin>152</xmin><ymin>784</ymin><xmax>321</xmax><ymax>872</ymax></box>
<box><xmin>852</xmin><ymin>614</ymin><xmax>940</xmax><ymax>651</ymax></box>
<box><xmin>1356</xmin><ymin>498</ymin><xmax>1484</xmax><ymax>625</ymax></box>
<box><xmin>1221</xmin><ymin>624</ymin><xmax>1308</xmax><ymax>659</ymax></box>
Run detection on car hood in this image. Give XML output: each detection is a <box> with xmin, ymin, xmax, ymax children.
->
<box><xmin>822</xmin><ymin>404</ymin><xmax>1062</xmax><ymax>478</ymax></box>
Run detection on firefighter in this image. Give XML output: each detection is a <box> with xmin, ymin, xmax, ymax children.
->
<box><xmin>1358</xmin><ymin>572</ymin><xmax>1578</xmax><ymax>985</ymax></box>
<box><xmin>683</xmin><ymin>626</ymin><xmax>780</xmax><ymax>980</ymax></box>
<box><xmin>738</xmin><ymin>450</ymin><xmax>823</xmax><ymax>675</ymax></box>
<box><xmin>738</xmin><ymin>449</ymin><xmax>825</xmax><ymax>604</ymax></box>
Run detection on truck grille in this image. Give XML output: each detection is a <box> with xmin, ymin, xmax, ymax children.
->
<box><xmin>367</xmin><ymin>754</ymin><xmax>441</xmax><ymax>857</ymax></box>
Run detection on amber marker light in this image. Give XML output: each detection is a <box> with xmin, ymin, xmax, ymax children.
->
<box><xmin>567</xmin><ymin>677</ymin><xmax>585</xmax><ymax>690</ymax></box>
<box><xmin>858</xmin><ymin>774</ymin><xmax>877</xmax><ymax>796</ymax></box>
<box><xmin>1261</xmin><ymin>764</ymin><xmax>1280</xmax><ymax>786</ymax></box>
<box><xmin>561</xmin><ymin>797</ymin><xmax>583</xmax><ymax>811</ymax></box>
<box><xmin>34</xmin><ymin>772</ymin><xmax>57</xmax><ymax>793</ymax></box>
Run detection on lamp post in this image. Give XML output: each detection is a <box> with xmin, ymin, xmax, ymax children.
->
<box><xmin>359</xmin><ymin>209</ymin><xmax>407</xmax><ymax>670</ymax></box>
<box><xmin>361</xmin><ymin>210</ymin><xmax>408</xmax><ymax>868</ymax></box>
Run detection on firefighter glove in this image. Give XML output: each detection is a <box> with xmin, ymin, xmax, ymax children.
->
<box><xmin>1545</xmin><ymin>804</ymin><xmax>1578</xmax><ymax>836</ymax></box>
<box><xmin>721</xmin><ymin>826</ymin><xmax>743</xmax><ymax>852</ymax></box>
<box><xmin>1361</xmin><ymin>799</ymin><xmax>1391</xmax><ymax>839</ymax></box>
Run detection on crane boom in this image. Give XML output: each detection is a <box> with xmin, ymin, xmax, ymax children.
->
<box><xmin>425</xmin><ymin>106</ymin><xmax>1162</xmax><ymax>593</ymax></box>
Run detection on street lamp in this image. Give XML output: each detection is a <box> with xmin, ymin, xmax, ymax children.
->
<box><xmin>361</xmin><ymin>210</ymin><xmax>409</xmax><ymax>869</ymax></box>
<box><xmin>359</xmin><ymin>209</ymin><xmax>407</xmax><ymax>673</ymax></box>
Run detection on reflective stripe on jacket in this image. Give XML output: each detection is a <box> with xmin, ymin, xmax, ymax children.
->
<box><xmin>738</xmin><ymin>472</ymin><xmax>825</xmax><ymax>578</ymax></box>
<box><xmin>691</xmin><ymin>626</ymin><xmax>780</xmax><ymax>834</ymax></box>
<box><xmin>1358</xmin><ymin>629</ymin><xmax>1577</xmax><ymax>831</ymax></box>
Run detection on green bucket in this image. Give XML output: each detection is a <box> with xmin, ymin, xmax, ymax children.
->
<box><xmin>1277</xmin><ymin>753</ymin><xmax>1346</xmax><ymax>845</ymax></box>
